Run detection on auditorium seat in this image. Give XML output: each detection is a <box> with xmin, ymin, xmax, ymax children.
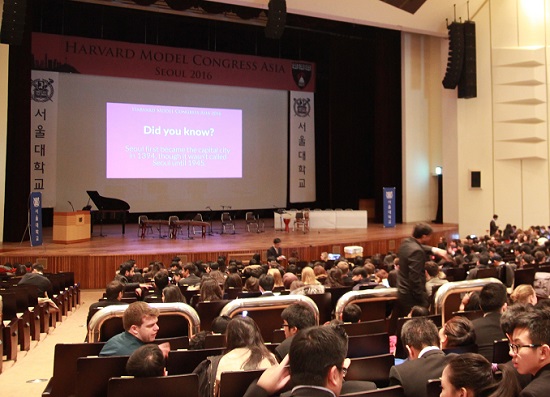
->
<box><xmin>166</xmin><ymin>348</ymin><xmax>224</xmax><ymax>375</ymax></box>
<box><xmin>218</xmin><ymin>369</ymin><xmax>264</xmax><ymax>397</ymax></box>
<box><xmin>341</xmin><ymin>385</ymin><xmax>404</xmax><ymax>397</ymax></box>
<box><xmin>347</xmin><ymin>333</ymin><xmax>390</xmax><ymax>358</ymax></box>
<box><xmin>0</xmin><ymin>291</ymin><xmax>21</xmax><ymax>361</ymax></box>
<box><xmin>204</xmin><ymin>333</ymin><xmax>226</xmax><ymax>348</ymax></box>
<box><xmin>107</xmin><ymin>374</ymin><xmax>199</xmax><ymax>397</ymax></box>
<box><xmin>76</xmin><ymin>355</ymin><xmax>128</xmax><ymax>397</ymax></box>
<box><xmin>341</xmin><ymin>319</ymin><xmax>387</xmax><ymax>336</ymax></box>
<box><xmin>42</xmin><ymin>342</ymin><xmax>105</xmax><ymax>397</ymax></box>
<box><xmin>346</xmin><ymin>353</ymin><xmax>395</xmax><ymax>388</ymax></box>
<box><xmin>196</xmin><ymin>300</ymin><xmax>230</xmax><ymax>331</ymax></box>
<box><xmin>426</xmin><ymin>379</ymin><xmax>442</xmax><ymax>397</ymax></box>
<box><xmin>493</xmin><ymin>338</ymin><xmax>511</xmax><ymax>364</ymax></box>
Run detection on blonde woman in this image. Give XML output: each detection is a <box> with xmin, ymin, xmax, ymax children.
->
<box><xmin>268</xmin><ymin>268</ymin><xmax>284</xmax><ymax>288</ymax></box>
<box><xmin>510</xmin><ymin>284</ymin><xmax>537</xmax><ymax>305</ymax></box>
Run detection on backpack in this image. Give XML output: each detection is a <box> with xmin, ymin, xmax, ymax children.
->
<box><xmin>193</xmin><ymin>355</ymin><xmax>222</xmax><ymax>397</ymax></box>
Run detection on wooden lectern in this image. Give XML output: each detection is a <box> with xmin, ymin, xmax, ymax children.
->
<box><xmin>53</xmin><ymin>211</ymin><xmax>91</xmax><ymax>244</ymax></box>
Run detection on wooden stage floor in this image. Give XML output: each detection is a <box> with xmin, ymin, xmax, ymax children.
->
<box><xmin>0</xmin><ymin>219</ymin><xmax>458</xmax><ymax>289</ymax></box>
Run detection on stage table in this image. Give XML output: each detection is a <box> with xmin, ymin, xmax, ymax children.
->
<box><xmin>274</xmin><ymin>210</ymin><xmax>368</xmax><ymax>231</ymax></box>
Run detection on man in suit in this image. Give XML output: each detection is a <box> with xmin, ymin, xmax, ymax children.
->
<box><xmin>471</xmin><ymin>282</ymin><xmax>507</xmax><ymax>361</ymax></box>
<box><xmin>244</xmin><ymin>325</ymin><xmax>351</xmax><ymax>397</ymax></box>
<box><xmin>86</xmin><ymin>280</ymin><xmax>127</xmax><ymax>326</ymax></box>
<box><xmin>259</xmin><ymin>274</ymin><xmax>275</xmax><ymax>297</ymax></box>
<box><xmin>396</xmin><ymin>223</ymin><xmax>448</xmax><ymax>317</ymax></box>
<box><xmin>389</xmin><ymin>317</ymin><xmax>452</xmax><ymax>397</ymax></box>
<box><xmin>267</xmin><ymin>238</ymin><xmax>286</xmax><ymax>262</ymax></box>
<box><xmin>275</xmin><ymin>303</ymin><xmax>317</xmax><ymax>362</ymax></box>
<box><xmin>509</xmin><ymin>308</ymin><xmax>550</xmax><ymax>397</ymax></box>
<box><xmin>178</xmin><ymin>263</ymin><xmax>202</xmax><ymax>287</ymax></box>
<box><xmin>490</xmin><ymin>214</ymin><xmax>499</xmax><ymax>236</ymax></box>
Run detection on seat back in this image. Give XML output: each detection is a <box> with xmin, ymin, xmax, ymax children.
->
<box><xmin>168</xmin><ymin>215</ymin><xmax>179</xmax><ymax>223</ymax></box>
<box><xmin>514</xmin><ymin>268</ymin><xmax>536</xmax><ymax>287</ymax></box>
<box><xmin>218</xmin><ymin>369</ymin><xmax>264</xmax><ymax>397</ymax></box>
<box><xmin>347</xmin><ymin>333</ymin><xmax>390</xmax><ymax>358</ymax></box>
<box><xmin>221</xmin><ymin>212</ymin><xmax>232</xmax><ymax>223</ymax></box>
<box><xmin>45</xmin><ymin>342</ymin><xmax>105</xmax><ymax>397</ymax></box>
<box><xmin>107</xmin><ymin>374</ymin><xmax>199</xmax><ymax>397</ymax></box>
<box><xmin>426</xmin><ymin>379</ymin><xmax>442</xmax><ymax>397</ymax></box>
<box><xmin>341</xmin><ymin>319</ymin><xmax>387</xmax><ymax>336</ymax></box>
<box><xmin>442</xmin><ymin>344</ymin><xmax>478</xmax><ymax>354</ymax></box>
<box><xmin>341</xmin><ymin>385</ymin><xmax>404</xmax><ymax>397</ymax></box>
<box><xmin>193</xmin><ymin>213</ymin><xmax>203</xmax><ymax>222</ymax></box>
<box><xmin>204</xmin><ymin>333</ymin><xmax>227</xmax><ymax>348</ymax></box>
<box><xmin>476</xmin><ymin>268</ymin><xmax>499</xmax><ymax>279</ymax></box>
<box><xmin>138</xmin><ymin>215</ymin><xmax>148</xmax><ymax>225</ymax></box>
<box><xmin>88</xmin><ymin>302</ymin><xmax>200</xmax><ymax>342</ymax></box>
<box><xmin>196</xmin><ymin>300</ymin><xmax>230</xmax><ymax>331</ymax></box>
<box><xmin>493</xmin><ymin>338</ymin><xmax>511</xmax><ymax>364</ymax></box>
<box><xmin>166</xmin><ymin>348</ymin><xmax>224</xmax><ymax>375</ymax></box>
<box><xmin>451</xmin><ymin>310</ymin><xmax>484</xmax><ymax>321</ymax></box>
<box><xmin>76</xmin><ymin>356</ymin><xmax>128</xmax><ymax>397</ymax></box>
<box><xmin>346</xmin><ymin>354</ymin><xmax>394</xmax><ymax>387</ymax></box>
<box><xmin>306</xmin><ymin>292</ymin><xmax>332</xmax><ymax>324</ymax></box>
<box><xmin>219</xmin><ymin>295</ymin><xmax>319</xmax><ymax>342</ymax></box>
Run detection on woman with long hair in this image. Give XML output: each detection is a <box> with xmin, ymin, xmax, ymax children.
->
<box><xmin>199</xmin><ymin>277</ymin><xmax>223</xmax><ymax>302</ymax></box>
<box><xmin>162</xmin><ymin>285</ymin><xmax>186</xmax><ymax>303</ymax></box>
<box><xmin>215</xmin><ymin>316</ymin><xmax>277</xmax><ymax>392</ymax></box>
<box><xmin>268</xmin><ymin>268</ymin><xmax>284</xmax><ymax>288</ymax></box>
<box><xmin>510</xmin><ymin>284</ymin><xmax>537</xmax><ymax>305</ymax></box>
<box><xmin>439</xmin><ymin>316</ymin><xmax>476</xmax><ymax>349</ymax></box>
<box><xmin>223</xmin><ymin>273</ymin><xmax>243</xmax><ymax>290</ymax></box>
<box><xmin>440</xmin><ymin>353</ymin><xmax>520</xmax><ymax>397</ymax></box>
<box><xmin>302</xmin><ymin>266</ymin><xmax>321</xmax><ymax>285</ymax></box>
<box><xmin>325</xmin><ymin>267</ymin><xmax>344</xmax><ymax>288</ymax></box>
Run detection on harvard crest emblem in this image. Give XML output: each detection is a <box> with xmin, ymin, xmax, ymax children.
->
<box><xmin>292</xmin><ymin>63</ymin><xmax>312</xmax><ymax>89</ymax></box>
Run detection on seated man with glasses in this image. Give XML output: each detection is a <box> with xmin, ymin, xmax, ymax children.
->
<box><xmin>275</xmin><ymin>303</ymin><xmax>317</xmax><ymax>362</ymax></box>
<box><xmin>508</xmin><ymin>308</ymin><xmax>550</xmax><ymax>397</ymax></box>
<box><xmin>244</xmin><ymin>325</ymin><xmax>350</xmax><ymax>397</ymax></box>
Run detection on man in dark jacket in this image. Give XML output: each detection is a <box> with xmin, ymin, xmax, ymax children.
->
<box><xmin>18</xmin><ymin>263</ymin><xmax>53</xmax><ymax>298</ymax></box>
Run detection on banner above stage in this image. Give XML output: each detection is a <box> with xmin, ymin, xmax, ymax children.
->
<box><xmin>31</xmin><ymin>33</ymin><xmax>316</xmax><ymax>93</ymax></box>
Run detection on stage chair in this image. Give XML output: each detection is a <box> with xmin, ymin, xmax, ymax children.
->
<box><xmin>221</xmin><ymin>212</ymin><xmax>235</xmax><ymax>234</ymax></box>
<box><xmin>168</xmin><ymin>215</ymin><xmax>183</xmax><ymax>239</ymax></box>
<box><xmin>41</xmin><ymin>342</ymin><xmax>105</xmax><ymax>397</ymax></box>
<box><xmin>166</xmin><ymin>348</ymin><xmax>224</xmax><ymax>375</ymax></box>
<box><xmin>294</xmin><ymin>209</ymin><xmax>310</xmax><ymax>233</ymax></box>
<box><xmin>192</xmin><ymin>213</ymin><xmax>204</xmax><ymax>235</ymax></box>
<box><xmin>341</xmin><ymin>385</ymin><xmax>404</xmax><ymax>397</ymax></box>
<box><xmin>75</xmin><ymin>355</ymin><xmax>129</xmax><ymax>397</ymax></box>
<box><xmin>218</xmin><ymin>369</ymin><xmax>264</xmax><ymax>397</ymax></box>
<box><xmin>138</xmin><ymin>215</ymin><xmax>153</xmax><ymax>238</ymax></box>
<box><xmin>346</xmin><ymin>353</ymin><xmax>395</xmax><ymax>388</ymax></box>
<box><xmin>107</xmin><ymin>374</ymin><xmax>199</xmax><ymax>397</ymax></box>
<box><xmin>245</xmin><ymin>212</ymin><xmax>259</xmax><ymax>232</ymax></box>
<box><xmin>347</xmin><ymin>333</ymin><xmax>390</xmax><ymax>358</ymax></box>
<box><xmin>493</xmin><ymin>338</ymin><xmax>511</xmax><ymax>364</ymax></box>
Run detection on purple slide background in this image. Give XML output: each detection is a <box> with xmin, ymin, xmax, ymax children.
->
<box><xmin>106</xmin><ymin>102</ymin><xmax>242</xmax><ymax>178</ymax></box>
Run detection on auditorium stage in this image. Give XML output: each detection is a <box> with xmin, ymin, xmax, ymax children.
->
<box><xmin>0</xmin><ymin>220</ymin><xmax>458</xmax><ymax>289</ymax></box>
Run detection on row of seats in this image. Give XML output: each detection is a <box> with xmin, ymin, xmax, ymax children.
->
<box><xmin>0</xmin><ymin>272</ymin><xmax>80</xmax><ymax>371</ymax></box>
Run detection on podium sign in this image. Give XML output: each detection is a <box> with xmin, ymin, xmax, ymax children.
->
<box><xmin>383</xmin><ymin>187</ymin><xmax>396</xmax><ymax>228</ymax></box>
<box><xmin>30</xmin><ymin>192</ymin><xmax>43</xmax><ymax>246</ymax></box>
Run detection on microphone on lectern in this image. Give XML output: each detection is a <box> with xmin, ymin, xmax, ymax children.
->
<box><xmin>68</xmin><ymin>201</ymin><xmax>75</xmax><ymax>211</ymax></box>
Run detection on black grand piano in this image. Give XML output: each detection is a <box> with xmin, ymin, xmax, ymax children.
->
<box><xmin>86</xmin><ymin>191</ymin><xmax>130</xmax><ymax>235</ymax></box>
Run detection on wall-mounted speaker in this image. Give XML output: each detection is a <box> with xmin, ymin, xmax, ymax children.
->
<box><xmin>470</xmin><ymin>171</ymin><xmax>481</xmax><ymax>189</ymax></box>
<box><xmin>458</xmin><ymin>21</ymin><xmax>477</xmax><ymax>99</ymax></box>
<box><xmin>265</xmin><ymin>0</ymin><xmax>286</xmax><ymax>39</ymax></box>
<box><xmin>442</xmin><ymin>22</ymin><xmax>465</xmax><ymax>89</ymax></box>
<box><xmin>0</xmin><ymin>0</ymin><xmax>27</xmax><ymax>46</ymax></box>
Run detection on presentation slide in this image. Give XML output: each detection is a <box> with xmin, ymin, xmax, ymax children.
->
<box><xmin>54</xmin><ymin>74</ymin><xmax>289</xmax><ymax>213</ymax></box>
<box><xmin>106</xmin><ymin>103</ymin><xmax>242</xmax><ymax>178</ymax></box>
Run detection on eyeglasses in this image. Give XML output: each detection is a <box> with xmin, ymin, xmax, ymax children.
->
<box><xmin>341</xmin><ymin>367</ymin><xmax>348</xmax><ymax>377</ymax></box>
<box><xmin>509</xmin><ymin>343</ymin><xmax>542</xmax><ymax>354</ymax></box>
<box><xmin>282</xmin><ymin>323</ymin><xmax>290</xmax><ymax>328</ymax></box>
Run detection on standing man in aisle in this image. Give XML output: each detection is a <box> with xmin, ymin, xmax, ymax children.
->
<box><xmin>267</xmin><ymin>238</ymin><xmax>286</xmax><ymax>262</ymax></box>
<box><xmin>396</xmin><ymin>223</ymin><xmax>449</xmax><ymax>317</ymax></box>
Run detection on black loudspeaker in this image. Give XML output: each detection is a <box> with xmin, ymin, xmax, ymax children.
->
<box><xmin>458</xmin><ymin>21</ymin><xmax>477</xmax><ymax>99</ymax></box>
<box><xmin>265</xmin><ymin>0</ymin><xmax>286</xmax><ymax>39</ymax></box>
<box><xmin>442</xmin><ymin>22</ymin><xmax>465</xmax><ymax>89</ymax></box>
<box><xmin>0</xmin><ymin>0</ymin><xmax>27</xmax><ymax>46</ymax></box>
<box><xmin>470</xmin><ymin>171</ymin><xmax>481</xmax><ymax>189</ymax></box>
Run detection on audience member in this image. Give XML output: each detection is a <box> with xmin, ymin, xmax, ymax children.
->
<box><xmin>199</xmin><ymin>278</ymin><xmax>223</xmax><ymax>303</ymax></box>
<box><xmin>179</xmin><ymin>263</ymin><xmax>202</xmax><ymax>287</ymax></box>
<box><xmin>100</xmin><ymin>301</ymin><xmax>162</xmax><ymax>356</ymax></box>
<box><xmin>439</xmin><ymin>316</ymin><xmax>476</xmax><ymax>349</ymax></box>
<box><xmin>440</xmin><ymin>353</ymin><xmax>519</xmax><ymax>397</ymax></box>
<box><xmin>18</xmin><ymin>263</ymin><xmax>53</xmax><ymax>298</ymax></box>
<box><xmin>244</xmin><ymin>276</ymin><xmax>260</xmax><ymax>292</ymax></box>
<box><xmin>259</xmin><ymin>274</ymin><xmax>275</xmax><ymax>296</ymax></box>
<box><xmin>211</xmin><ymin>315</ymin><xmax>231</xmax><ymax>334</ymax></box>
<box><xmin>126</xmin><ymin>344</ymin><xmax>166</xmax><ymax>377</ymax></box>
<box><xmin>351</xmin><ymin>267</ymin><xmax>378</xmax><ymax>290</ymax></box>
<box><xmin>424</xmin><ymin>261</ymin><xmax>448</xmax><ymax>297</ymax></box>
<box><xmin>389</xmin><ymin>317</ymin><xmax>451</xmax><ymax>397</ymax></box>
<box><xmin>342</xmin><ymin>303</ymin><xmax>362</xmax><ymax>323</ymax></box>
<box><xmin>275</xmin><ymin>302</ymin><xmax>317</xmax><ymax>362</ymax></box>
<box><xmin>189</xmin><ymin>330</ymin><xmax>210</xmax><ymax>350</ymax></box>
<box><xmin>268</xmin><ymin>268</ymin><xmax>284</xmax><ymax>288</ymax></box>
<box><xmin>87</xmin><ymin>280</ymin><xmax>126</xmax><ymax>325</ymax></box>
<box><xmin>471</xmin><ymin>282</ymin><xmax>507</xmax><ymax>361</ymax></box>
<box><xmin>162</xmin><ymin>284</ymin><xmax>186</xmax><ymax>303</ymax></box>
<box><xmin>510</xmin><ymin>284</ymin><xmax>537</xmax><ymax>306</ymax></box>
<box><xmin>407</xmin><ymin>305</ymin><xmax>430</xmax><ymax>317</ymax></box>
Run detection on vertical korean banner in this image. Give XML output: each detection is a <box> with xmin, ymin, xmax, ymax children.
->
<box><xmin>383</xmin><ymin>187</ymin><xmax>396</xmax><ymax>228</ymax></box>
<box><xmin>30</xmin><ymin>192</ymin><xmax>43</xmax><ymax>246</ymax></box>
<box><xmin>289</xmin><ymin>91</ymin><xmax>316</xmax><ymax>203</ymax></box>
<box><xmin>30</xmin><ymin>71</ymin><xmax>58</xmax><ymax>208</ymax></box>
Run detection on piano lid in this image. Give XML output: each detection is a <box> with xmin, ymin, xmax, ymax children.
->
<box><xmin>86</xmin><ymin>191</ymin><xmax>130</xmax><ymax>211</ymax></box>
